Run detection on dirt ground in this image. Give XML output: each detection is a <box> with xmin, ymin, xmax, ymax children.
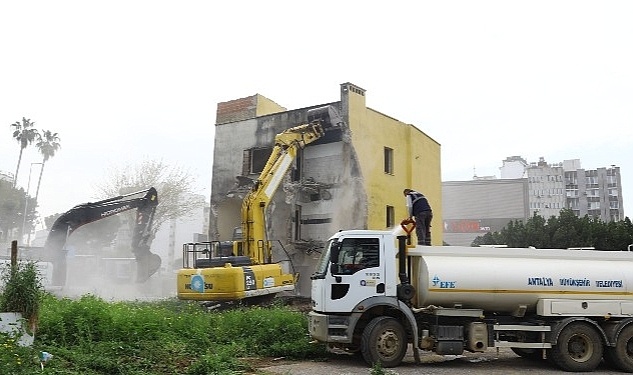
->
<box><xmin>264</xmin><ymin>299</ymin><xmax>623</xmax><ymax>374</ymax></box>
<box><xmin>256</xmin><ymin>348</ymin><xmax>625</xmax><ymax>375</ymax></box>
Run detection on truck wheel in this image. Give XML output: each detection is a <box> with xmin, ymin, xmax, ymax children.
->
<box><xmin>550</xmin><ymin>322</ymin><xmax>603</xmax><ymax>372</ymax></box>
<box><xmin>605</xmin><ymin>325</ymin><xmax>633</xmax><ymax>372</ymax></box>
<box><xmin>361</xmin><ymin>316</ymin><xmax>407</xmax><ymax>368</ymax></box>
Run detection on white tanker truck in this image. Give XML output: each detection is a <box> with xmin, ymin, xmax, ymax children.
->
<box><xmin>308</xmin><ymin>225</ymin><xmax>633</xmax><ymax>372</ymax></box>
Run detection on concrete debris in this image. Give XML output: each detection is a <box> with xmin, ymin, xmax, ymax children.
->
<box><xmin>284</xmin><ymin>177</ymin><xmax>332</xmax><ymax>203</ymax></box>
<box><xmin>292</xmin><ymin>239</ymin><xmax>325</xmax><ymax>255</ymax></box>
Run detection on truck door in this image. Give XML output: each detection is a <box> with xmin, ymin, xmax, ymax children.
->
<box><xmin>324</xmin><ymin>236</ymin><xmax>384</xmax><ymax>312</ymax></box>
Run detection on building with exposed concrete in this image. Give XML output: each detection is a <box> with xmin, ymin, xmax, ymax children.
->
<box><xmin>209</xmin><ymin>82</ymin><xmax>441</xmax><ymax>296</ymax></box>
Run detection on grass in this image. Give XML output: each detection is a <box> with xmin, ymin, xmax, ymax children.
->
<box><xmin>0</xmin><ymin>294</ymin><xmax>328</xmax><ymax>374</ymax></box>
<box><xmin>370</xmin><ymin>361</ymin><xmax>397</xmax><ymax>375</ymax></box>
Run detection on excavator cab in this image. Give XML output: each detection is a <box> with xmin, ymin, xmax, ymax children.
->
<box><xmin>182</xmin><ymin>242</ymin><xmax>251</xmax><ymax>269</ymax></box>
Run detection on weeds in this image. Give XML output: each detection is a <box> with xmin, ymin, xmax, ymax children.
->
<box><xmin>0</xmin><ymin>260</ymin><xmax>44</xmax><ymax>327</ymax></box>
<box><xmin>371</xmin><ymin>361</ymin><xmax>397</xmax><ymax>375</ymax></box>
<box><xmin>0</xmin><ymin>331</ymin><xmax>35</xmax><ymax>374</ymax></box>
<box><xmin>3</xmin><ymin>294</ymin><xmax>328</xmax><ymax>374</ymax></box>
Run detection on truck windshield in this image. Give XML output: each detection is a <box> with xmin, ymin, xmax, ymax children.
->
<box><xmin>313</xmin><ymin>239</ymin><xmax>333</xmax><ymax>277</ymax></box>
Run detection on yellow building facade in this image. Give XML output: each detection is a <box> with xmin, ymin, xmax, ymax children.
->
<box><xmin>341</xmin><ymin>83</ymin><xmax>442</xmax><ymax>244</ymax></box>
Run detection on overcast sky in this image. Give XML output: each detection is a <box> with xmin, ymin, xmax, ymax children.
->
<box><xmin>1</xmin><ymin>1</ymin><xmax>631</xmax><ymax>220</ymax></box>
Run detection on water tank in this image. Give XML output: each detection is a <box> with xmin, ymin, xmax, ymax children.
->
<box><xmin>409</xmin><ymin>246</ymin><xmax>633</xmax><ymax>314</ymax></box>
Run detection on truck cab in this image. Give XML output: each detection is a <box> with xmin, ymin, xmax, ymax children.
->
<box><xmin>311</xmin><ymin>230</ymin><xmax>398</xmax><ymax>313</ymax></box>
<box><xmin>310</xmin><ymin>227</ymin><xmax>633</xmax><ymax>373</ymax></box>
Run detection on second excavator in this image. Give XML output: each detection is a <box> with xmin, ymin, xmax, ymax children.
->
<box><xmin>45</xmin><ymin>187</ymin><xmax>161</xmax><ymax>287</ymax></box>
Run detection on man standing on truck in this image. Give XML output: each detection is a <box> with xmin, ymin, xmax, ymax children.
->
<box><xmin>404</xmin><ymin>188</ymin><xmax>433</xmax><ymax>245</ymax></box>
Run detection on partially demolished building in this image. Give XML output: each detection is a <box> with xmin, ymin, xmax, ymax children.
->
<box><xmin>209</xmin><ymin>82</ymin><xmax>441</xmax><ymax>296</ymax></box>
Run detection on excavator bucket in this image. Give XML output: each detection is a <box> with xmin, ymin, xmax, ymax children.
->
<box><xmin>307</xmin><ymin>105</ymin><xmax>344</xmax><ymax>129</ymax></box>
<box><xmin>136</xmin><ymin>252</ymin><xmax>162</xmax><ymax>282</ymax></box>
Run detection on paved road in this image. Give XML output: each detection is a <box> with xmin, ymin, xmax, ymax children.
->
<box><xmin>262</xmin><ymin>348</ymin><xmax>625</xmax><ymax>375</ymax></box>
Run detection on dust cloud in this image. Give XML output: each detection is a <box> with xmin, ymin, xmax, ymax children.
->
<box><xmin>15</xmin><ymin>217</ymin><xmax>178</xmax><ymax>302</ymax></box>
<box><xmin>57</xmin><ymin>256</ymin><xmax>176</xmax><ymax>302</ymax></box>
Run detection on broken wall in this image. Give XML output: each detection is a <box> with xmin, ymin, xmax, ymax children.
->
<box><xmin>210</xmin><ymin>103</ymin><xmax>365</xmax><ymax>296</ymax></box>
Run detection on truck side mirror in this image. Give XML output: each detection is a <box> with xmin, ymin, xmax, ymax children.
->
<box><xmin>330</xmin><ymin>241</ymin><xmax>341</xmax><ymax>264</ymax></box>
<box><xmin>330</xmin><ymin>241</ymin><xmax>341</xmax><ymax>275</ymax></box>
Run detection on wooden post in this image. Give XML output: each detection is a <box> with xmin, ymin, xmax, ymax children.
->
<box><xmin>11</xmin><ymin>240</ymin><xmax>17</xmax><ymax>267</ymax></box>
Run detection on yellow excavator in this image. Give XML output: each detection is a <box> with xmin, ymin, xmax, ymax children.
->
<box><xmin>177</xmin><ymin>105</ymin><xmax>342</xmax><ymax>305</ymax></box>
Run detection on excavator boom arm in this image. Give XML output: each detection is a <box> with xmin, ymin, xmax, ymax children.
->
<box><xmin>240</xmin><ymin>106</ymin><xmax>343</xmax><ymax>263</ymax></box>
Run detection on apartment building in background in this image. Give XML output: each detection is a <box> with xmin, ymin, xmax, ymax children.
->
<box><xmin>517</xmin><ymin>157</ymin><xmax>624</xmax><ymax>221</ymax></box>
<box><xmin>209</xmin><ymin>83</ymin><xmax>441</xmax><ymax>296</ymax></box>
<box><xmin>444</xmin><ymin>156</ymin><xmax>625</xmax><ymax>246</ymax></box>
<box><xmin>563</xmin><ymin>163</ymin><xmax>624</xmax><ymax>222</ymax></box>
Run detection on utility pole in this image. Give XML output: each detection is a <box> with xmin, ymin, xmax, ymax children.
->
<box><xmin>21</xmin><ymin>162</ymin><xmax>43</xmax><ymax>245</ymax></box>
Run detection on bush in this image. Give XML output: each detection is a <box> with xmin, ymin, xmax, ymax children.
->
<box><xmin>211</xmin><ymin>305</ymin><xmax>328</xmax><ymax>358</ymax></box>
<box><xmin>0</xmin><ymin>260</ymin><xmax>44</xmax><ymax>328</ymax></box>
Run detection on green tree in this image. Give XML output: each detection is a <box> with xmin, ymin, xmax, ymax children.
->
<box><xmin>499</xmin><ymin>219</ymin><xmax>525</xmax><ymax>247</ymax></box>
<box><xmin>0</xmin><ymin>179</ymin><xmax>37</xmax><ymax>244</ymax></box>
<box><xmin>524</xmin><ymin>213</ymin><xmax>548</xmax><ymax>248</ymax></box>
<box><xmin>43</xmin><ymin>213</ymin><xmax>61</xmax><ymax>231</ymax></box>
<box><xmin>546</xmin><ymin>209</ymin><xmax>592</xmax><ymax>249</ymax></box>
<box><xmin>34</xmin><ymin>129</ymin><xmax>61</xmax><ymax>204</ymax></box>
<box><xmin>472</xmin><ymin>209</ymin><xmax>633</xmax><ymax>250</ymax></box>
<box><xmin>600</xmin><ymin>217</ymin><xmax>633</xmax><ymax>250</ymax></box>
<box><xmin>471</xmin><ymin>231</ymin><xmax>504</xmax><ymax>246</ymax></box>
<box><xmin>10</xmin><ymin>117</ymin><xmax>39</xmax><ymax>188</ymax></box>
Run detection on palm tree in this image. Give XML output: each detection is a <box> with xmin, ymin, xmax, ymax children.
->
<box><xmin>11</xmin><ymin>118</ymin><xmax>39</xmax><ymax>187</ymax></box>
<box><xmin>34</xmin><ymin>130</ymin><xmax>61</xmax><ymax>204</ymax></box>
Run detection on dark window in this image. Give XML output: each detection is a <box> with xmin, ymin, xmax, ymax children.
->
<box><xmin>294</xmin><ymin>206</ymin><xmax>301</xmax><ymax>241</ymax></box>
<box><xmin>384</xmin><ymin>147</ymin><xmax>394</xmax><ymax>174</ymax></box>
<box><xmin>250</xmin><ymin>147</ymin><xmax>273</xmax><ymax>174</ymax></box>
<box><xmin>386</xmin><ymin>205</ymin><xmax>395</xmax><ymax>228</ymax></box>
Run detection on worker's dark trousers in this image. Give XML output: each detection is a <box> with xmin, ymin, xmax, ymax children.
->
<box><xmin>415</xmin><ymin>210</ymin><xmax>433</xmax><ymax>245</ymax></box>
